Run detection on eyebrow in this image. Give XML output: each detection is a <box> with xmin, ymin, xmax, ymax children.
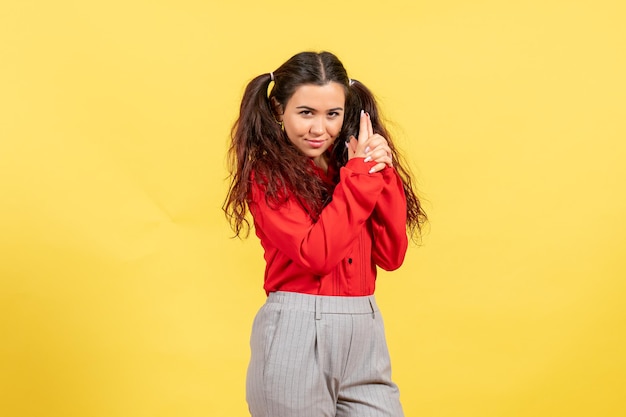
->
<box><xmin>295</xmin><ymin>106</ymin><xmax>344</xmax><ymax>112</ymax></box>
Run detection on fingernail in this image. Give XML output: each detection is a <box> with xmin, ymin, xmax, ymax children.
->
<box><xmin>360</xmin><ymin>110</ymin><xmax>365</xmax><ymax>117</ymax></box>
<box><xmin>364</xmin><ymin>156</ymin><xmax>372</xmax><ymax>163</ymax></box>
<box><xmin>365</xmin><ymin>146</ymin><xmax>370</xmax><ymax>153</ymax></box>
<box><xmin>369</xmin><ymin>167</ymin><xmax>376</xmax><ymax>174</ymax></box>
<box><xmin>345</xmin><ymin>142</ymin><xmax>349</xmax><ymax>148</ymax></box>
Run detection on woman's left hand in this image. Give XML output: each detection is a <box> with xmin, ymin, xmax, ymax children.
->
<box><xmin>347</xmin><ymin>112</ymin><xmax>393</xmax><ymax>173</ymax></box>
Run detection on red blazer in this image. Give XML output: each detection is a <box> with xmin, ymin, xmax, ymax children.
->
<box><xmin>249</xmin><ymin>158</ymin><xmax>408</xmax><ymax>296</ymax></box>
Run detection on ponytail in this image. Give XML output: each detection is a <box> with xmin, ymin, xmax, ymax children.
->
<box><xmin>224</xmin><ymin>73</ymin><xmax>283</xmax><ymax>237</ymax></box>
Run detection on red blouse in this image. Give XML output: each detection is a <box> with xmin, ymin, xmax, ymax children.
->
<box><xmin>249</xmin><ymin>157</ymin><xmax>408</xmax><ymax>296</ymax></box>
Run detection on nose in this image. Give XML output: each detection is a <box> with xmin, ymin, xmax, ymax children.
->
<box><xmin>310</xmin><ymin>117</ymin><xmax>325</xmax><ymax>136</ymax></box>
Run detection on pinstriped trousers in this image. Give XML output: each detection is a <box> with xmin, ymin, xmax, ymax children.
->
<box><xmin>246</xmin><ymin>291</ymin><xmax>404</xmax><ymax>417</ymax></box>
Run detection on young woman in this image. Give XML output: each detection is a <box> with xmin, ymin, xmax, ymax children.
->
<box><xmin>224</xmin><ymin>51</ymin><xmax>426</xmax><ymax>417</ymax></box>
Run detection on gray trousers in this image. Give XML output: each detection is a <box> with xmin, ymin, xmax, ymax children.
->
<box><xmin>246</xmin><ymin>291</ymin><xmax>404</xmax><ymax>417</ymax></box>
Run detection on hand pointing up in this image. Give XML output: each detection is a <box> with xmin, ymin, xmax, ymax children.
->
<box><xmin>347</xmin><ymin>110</ymin><xmax>393</xmax><ymax>174</ymax></box>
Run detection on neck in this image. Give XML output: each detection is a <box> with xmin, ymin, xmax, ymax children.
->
<box><xmin>312</xmin><ymin>154</ymin><xmax>329</xmax><ymax>174</ymax></box>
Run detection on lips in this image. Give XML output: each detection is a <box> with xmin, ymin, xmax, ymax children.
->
<box><xmin>306</xmin><ymin>139</ymin><xmax>326</xmax><ymax>149</ymax></box>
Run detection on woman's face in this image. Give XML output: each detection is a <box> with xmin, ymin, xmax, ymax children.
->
<box><xmin>278</xmin><ymin>82</ymin><xmax>345</xmax><ymax>167</ymax></box>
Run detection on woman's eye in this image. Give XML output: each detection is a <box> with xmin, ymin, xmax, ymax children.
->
<box><xmin>299</xmin><ymin>110</ymin><xmax>312</xmax><ymax>115</ymax></box>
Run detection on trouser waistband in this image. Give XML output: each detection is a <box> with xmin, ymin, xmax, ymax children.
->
<box><xmin>266</xmin><ymin>291</ymin><xmax>378</xmax><ymax>319</ymax></box>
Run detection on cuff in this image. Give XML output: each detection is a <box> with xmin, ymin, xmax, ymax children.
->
<box><xmin>344</xmin><ymin>157</ymin><xmax>378</xmax><ymax>174</ymax></box>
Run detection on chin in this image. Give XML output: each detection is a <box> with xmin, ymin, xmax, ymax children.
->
<box><xmin>305</xmin><ymin>150</ymin><xmax>326</xmax><ymax>158</ymax></box>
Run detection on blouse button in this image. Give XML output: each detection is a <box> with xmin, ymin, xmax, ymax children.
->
<box><xmin>348</xmin><ymin>258</ymin><xmax>353</xmax><ymax>264</ymax></box>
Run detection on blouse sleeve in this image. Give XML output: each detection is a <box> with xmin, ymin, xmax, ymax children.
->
<box><xmin>370</xmin><ymin>167</ymin><xmax>409</xmax><ymax>271</ymax></box>
<box><xmin>249</xmin><ymin>158</ymin><xmax>386</xmax><ymax>276</ymax></box>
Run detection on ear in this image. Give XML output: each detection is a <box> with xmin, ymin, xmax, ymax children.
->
<box><xmin>270</xmin><ymin>97</ymin><xmax>283</xmax><ymax>121</ymax></box>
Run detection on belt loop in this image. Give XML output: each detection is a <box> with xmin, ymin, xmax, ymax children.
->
<box><xmin>315</xmin><ymin>297</ymin><xmax>322</xmax><ymax>320</ymax></box>
<box><xmin>368</xmin><ymin>298</ymin><xmax>375</xmax><ymax>319</ymax></box>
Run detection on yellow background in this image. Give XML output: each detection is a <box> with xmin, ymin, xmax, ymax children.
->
<box><xmin>1</xmin><ymin>0</ymin><xmax>625</xmax><ymax>416</ymax></box>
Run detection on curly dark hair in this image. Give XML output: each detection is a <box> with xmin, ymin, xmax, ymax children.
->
<box><xmin>224</xmin><ymin>51</ymin><xmax>427</xmax><ymax>240</ymax></box>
